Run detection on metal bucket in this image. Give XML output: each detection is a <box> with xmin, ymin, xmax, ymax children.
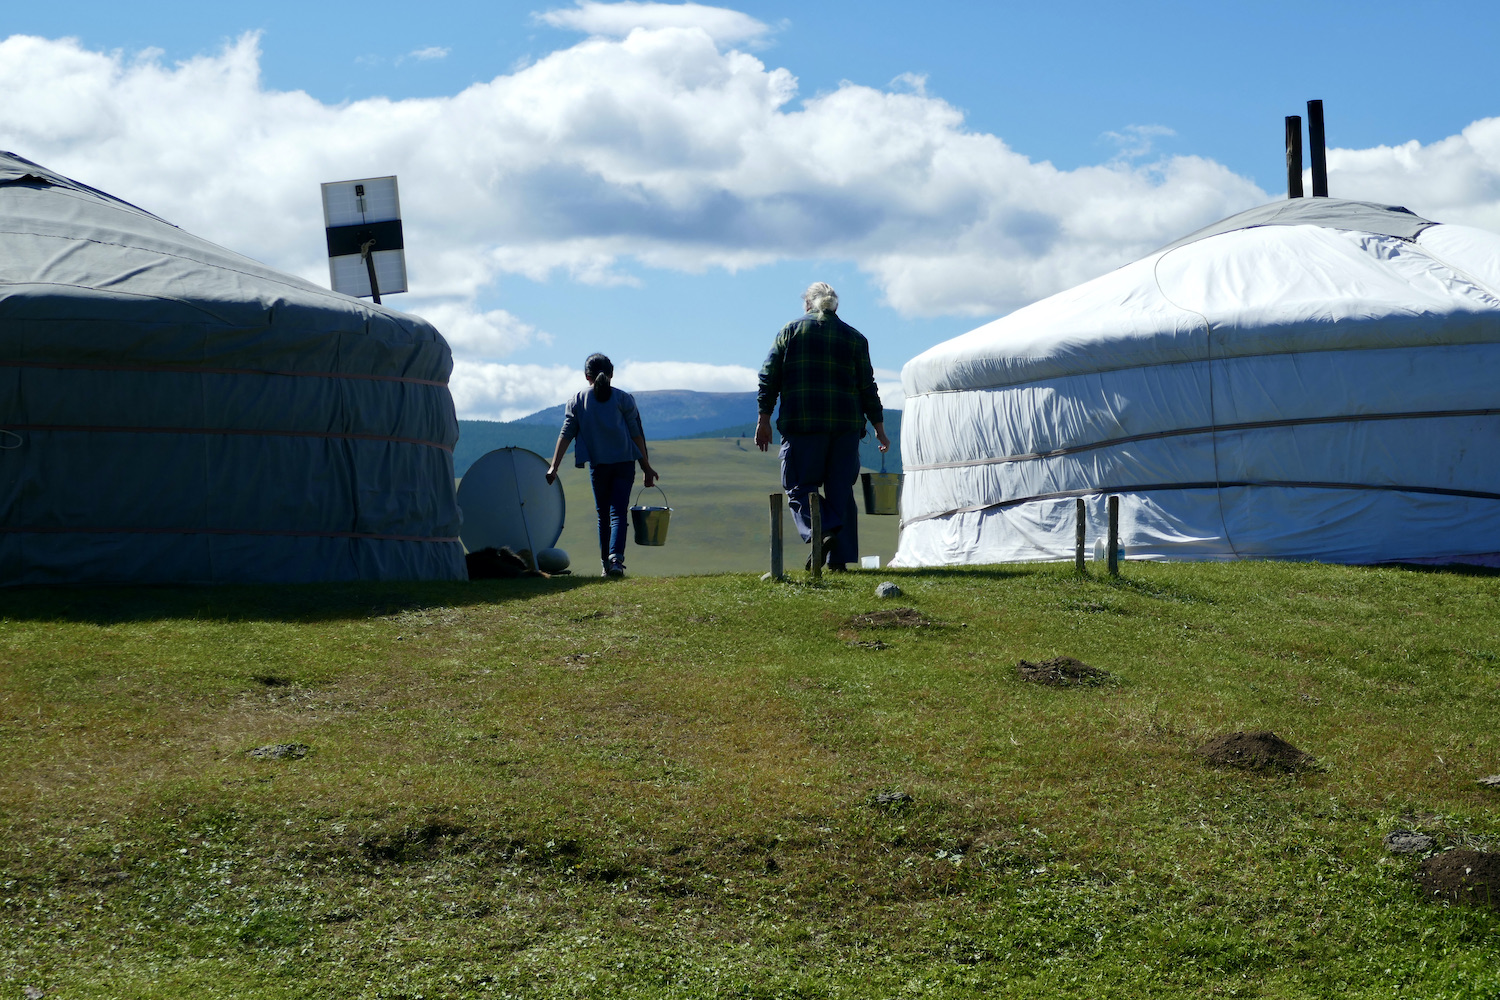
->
<box><xmin>861</xmin><ymin>456</ymin><xmax>902</xmax><ymax>515</ymax></box>
<box><xmin>630</xmin><ymin>485</ymin><xmax>672</xmax><ymax>546</ymax></box>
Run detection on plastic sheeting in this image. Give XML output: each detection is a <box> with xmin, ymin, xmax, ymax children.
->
<box><xmin>0</xmin><ymin>151</ymin><xmax>465</xmax><ymax>585</ymax></box>
<box><xmin>893</xmin><ymin>200</ymin><xmax>1500</xmax><ymax>567</ymax></box>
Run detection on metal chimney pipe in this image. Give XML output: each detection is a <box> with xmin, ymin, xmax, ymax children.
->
<box><xmin>1307</xmin><ymin>100</ymin><xmax>1328</xmax><ymax>197</ymax></box>
<box><xmin>1285</xmin><ymin>115</ymin><xmax>1304</xmax><ymax>198</ymax></box>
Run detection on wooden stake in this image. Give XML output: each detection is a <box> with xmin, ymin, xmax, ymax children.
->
<box><xmin>1075</xmin><ymin>497</ymin><xmax>1086</xmax><ymax>573</ymax></box>
<box><xmin>769</xmin><ymin>493</ymin><xmax>784</xmax><ymax>580</ymax></box>
<box><xmin>1107</xmin><ymin>495</ymin><xmax>1120</xmax><ymax>577</ymax></box>
<box><xmin>809</xmin><ymin>493</ymin><xmax>823</xmax><ymax>582</ymax></box>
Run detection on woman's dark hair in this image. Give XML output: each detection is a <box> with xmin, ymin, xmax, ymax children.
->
<box><xmin>585</xmin><ymin>353</ymin><xmax>614</xmax><ymax>402</ymax></box>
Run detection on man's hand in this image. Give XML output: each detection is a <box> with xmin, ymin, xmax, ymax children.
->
<box><xmin>545</xmin><ymin>465</ymin><xmax>559</xmax><ymax>485</ymax></box>
<box><xmin>754</xmin><ymin>414</ymin><xmax>774</xmax><ymax>452</ymax></box>
<box><xmin>874</xmin><ymin>423</ymin><xmax>891</xmax><ymax>454</ymax></box>
<box><xmin>642</xmin><ymin>464</ymin><xmax>659</xmax><ymax>488</ymax></box>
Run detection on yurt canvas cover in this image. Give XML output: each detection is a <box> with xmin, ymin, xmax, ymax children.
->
<box><xmin>893</xmin><ymin>198</ymin><xmax>1500</xmax><ymax>567</ymax></box>
<box><xmin>0</xmin><ymin>152</ymin><xmax>465</xmax><ymax>585</ymax></box>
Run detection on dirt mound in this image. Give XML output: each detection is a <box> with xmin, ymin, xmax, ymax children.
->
<box><xmin>1017</xmin><ymin>656</ymin><xmax>1113</xmax><ymax>687</ymax></box>
<box><xmin>1198</xmin><ymin>731</ymin><xmax>1315</xmax><ymax>772</ymax></box>
<box><xmin>1415</xmin><ymin>850</ymin><xmax>1500</xmax><ymax>908</ymax></box>
<box><xmin>847</xmin><ymin>607</ymin><xmax>933</xmax><ymax>629</ymax></box>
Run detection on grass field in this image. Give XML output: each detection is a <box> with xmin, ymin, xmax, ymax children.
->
<box><xmin>551</xmin><ymin>437</ymin><xmax>901</xmax><ymax>576</ymax></box>
<box><xmin>2</xmin><ymin>561</ymin><xmax>1499</xmax><ymax>998</ymax></box>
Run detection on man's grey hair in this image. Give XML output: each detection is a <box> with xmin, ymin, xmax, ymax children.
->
<box><xmin>803</xmin><ymin>282</ymin><xmax>839</xmax><ymax>314</ymax></box>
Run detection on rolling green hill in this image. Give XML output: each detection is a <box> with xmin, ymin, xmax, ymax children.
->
<box><xmin>454</xmin><ymin>405</ymin><xmax>902</xmax><ymax>477</ymax></box>
<box><xmin>549</xmin><ymin>437</ymin><xmax>902</xmax><ymax>576</ymax></box>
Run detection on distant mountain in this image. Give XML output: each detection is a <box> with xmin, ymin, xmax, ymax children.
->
<box><xmin>457</xmin><ymin>391</ymin><xmax>902</xmax><ymax>477</ymax></box>
<box><xmin>453</xmin><ymin>421</ymin><xmax>567</xmax><ymax>478</ymax></box>
<box><xmin>513</xmin><ymin>390</ymin><xmax>760</xmax><ymax>440</ymax></box>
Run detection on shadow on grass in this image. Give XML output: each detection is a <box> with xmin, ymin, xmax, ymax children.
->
<box><xmin>879</xmin><ymin>565</ymin><xmax>1044</xmax><ymax>582</ymax></box>
<box><xmin>0</xmin><ymin>575</ymin><xmax>600</xmax><ymax>625</ymax></box>
<box><xmin>1381</xmin><ymin>561</ymin><xmax>1500</xmax><ymax>578</ymax></box>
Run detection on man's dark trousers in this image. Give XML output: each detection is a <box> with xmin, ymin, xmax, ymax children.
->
<box><xmin>779</xmin><ymin>430</ymin><xmax>861</xmax><ymax>567</ymax></box>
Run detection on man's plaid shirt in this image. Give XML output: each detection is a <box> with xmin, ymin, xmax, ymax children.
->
<box><xmin>757</xmin><ymin>310</ymin><xmax>884</xmax><ymax>436</ymax></box>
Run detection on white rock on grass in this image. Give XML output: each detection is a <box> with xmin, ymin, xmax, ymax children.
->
<box><xmin>875</xmin><ymin>581</ymin><xmax>903</xmax><ymax>598</ymax></box>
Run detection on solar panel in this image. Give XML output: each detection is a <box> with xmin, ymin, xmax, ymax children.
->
<box><xmin>320</xmin><ymin>176</ymin><xmax>408</xmax><ymax>300</ymax></box>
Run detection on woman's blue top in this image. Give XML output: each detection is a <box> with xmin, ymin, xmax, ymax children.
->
<box><xmin>560</xmin><ymin>387</ymin><xmax>645</xmax><ymax>467</ymax></box>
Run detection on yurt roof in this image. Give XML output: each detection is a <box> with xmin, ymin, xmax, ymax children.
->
<box><xmin>902</xmin><ymin>198</ymin><xmax>1500</xmax><ymax>398</ymax></box>
<box><xmin>0</xmin><ymin>150</ymin><xmax>447</xmax><ymax>381</ymax></box>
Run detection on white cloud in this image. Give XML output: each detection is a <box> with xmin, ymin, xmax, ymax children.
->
<box><xmin>614</xmin><ymin>360</ymin><xmax>758</xmax><ymax>392</ymax></box>
<box><xmin>1103</xmin><ymin>123</ymin><xmax>1175</xmax><ymax>161</ymax></box>
<box><xmin>407</xmin><ymin>46</ymin><xmax>450</xmax><ymax>61</ymax></box>
<box><xmin>449</xmin><ymin>361</ymin><xmax>581</xmax><ymax>421</ymax></box>
<box><xmin>874</xmin><ymin>367</ymin><xmax>904</xmax><ymax>410</ymax></box>
<box><xmin>536</xmin><ymin>1</ymin><xmax>770</xmax><ymax>46</ymax></box>
<box><xmin>448</xmin><ymin>358</ymin><xmax>759</xmax><ymax>419</ymax></box>
<box><xmin>5</xmin><ymin>17</ymin><xmax>1500</xmax><ymax>419</ymax></box>
<box><xmin>1324</xmin><ymin>118</ymin><xmax>1500</xmax><ymax>232</ymax></box>
<box><xmin>408</xmin><ymin>302</ymin><xmax>549</xmax><ymax>358</ymax></box>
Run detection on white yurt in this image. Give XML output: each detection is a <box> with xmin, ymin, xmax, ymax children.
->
<box><xmin>891</xmin><ymin>198</ymin><xmax>1500</xmax><ymax>567</ymax></box>
<box><xmin>0</xmin><ymin>151</ymin><xmax>465</xmax><ymax>585</ymax></box>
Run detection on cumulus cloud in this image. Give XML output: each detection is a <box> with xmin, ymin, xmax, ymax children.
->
<box><xmin>449</xmin><ymin>358</ymin><xmax>760</xmax><ymax>420</ymax></box>
<box><xmin>1104</xmin><ymin>123</ymin><xmax>1175</xmax><ymax>162</ymax></box>
<box><xmin>1325</xmin><ymin>118</ymin><xmax>1500</xmax><ymax>232</ymax></box>
<box><xmin>404</xmin><ymin>46</ymin><xmax>450</xmax><ymax>62</ymax></box>
<box><xmin>4</xmin><ymin>16</ymin><xmax>1500</xmax><ymax>418</ymax></box>
<box><xmin>536</xmin><ymin>1</ymin><xmax>770</xmax><ymax>45</ymax></box>
<box><xmin>874</xmin><ymin>367</ymin><xmax>904</xmax><ymax>409</ymax></box>
<box><xmin>449</xmin><ymin>361</ymin><xmax>581</xmax><ymax>421</ymax></box>
<box><xmin>413</xmin><ymin>302</ymin><xmax>549</xmax><ymax>358</ymax></box>
<box><xmin>614</xmin><ymin>360</ymin><xmax>758</xmax><ymax>392</ymax></box>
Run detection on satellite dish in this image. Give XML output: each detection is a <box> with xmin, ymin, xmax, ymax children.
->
<box><xmin>457</xmin><ymin>447</ymin><xmax>566</xmax><ymax>555</ymax></box>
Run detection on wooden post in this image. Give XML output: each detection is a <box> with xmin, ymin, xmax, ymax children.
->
<box><xmin>1285</xmin><ymin>115</ymin><xmax>1304</xmax><ymax>199</ymax></box>
<box><xmin>1075</xmin><ymin>498</ymin><xmax>1086</xmax><ymax>572</ymax></box>
<box><xmin>1107</xmin><ymin>495</ymin><xmax>1120</xmax><ymax>577</ymax></box>
<box><xmin>1308</xmin><ymin>99</ymin><xmax>1328</xmax><ymax>197</ymax></box>
<box><xmin>769</xmin><ymin>493</ymin><xmax>784</xmax><ymax>580</ymax></box>
<box><xmin>809</xmin><ymin>492</ymin><xmax>823</xmax><ymax>582</ymax></box>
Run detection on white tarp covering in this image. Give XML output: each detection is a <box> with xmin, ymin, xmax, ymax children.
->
<box><xmin>892</xmin><ymin>199</ymin><xmax>1500</xmax><ymax>567</ymax></box>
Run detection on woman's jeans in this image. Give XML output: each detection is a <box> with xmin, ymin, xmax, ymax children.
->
<box><xmin>590</xmin><ymin>461</ymin><xmax>637</xmax><ymax>570</ymax></box>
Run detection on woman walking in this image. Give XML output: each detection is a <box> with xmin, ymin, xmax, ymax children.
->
<box><xmin>545</xmin><ymin>354</ymin><xmax>658</xmax><ymax>578</ymax></box>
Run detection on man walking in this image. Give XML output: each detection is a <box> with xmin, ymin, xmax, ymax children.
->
<box><xmin>756</xmin><ymin>282</ymin><xmax>889</xmax><ymax>571</ymax></box>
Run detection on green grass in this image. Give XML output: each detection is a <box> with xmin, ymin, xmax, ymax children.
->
<box><xmin>552</xmin><ymin>437</ymin><xmax>901</xmax><ymax>576</ymax></box>
<box><xmin>2</xmin><ymin>561</ymin><xmax>1499</xmax><ymax>998</ymax></box>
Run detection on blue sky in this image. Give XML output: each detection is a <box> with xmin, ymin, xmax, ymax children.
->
<box><xmin>4</xmin><ymin>1</ymin><xmax>1500</xmax><ymax>417</ymax></box>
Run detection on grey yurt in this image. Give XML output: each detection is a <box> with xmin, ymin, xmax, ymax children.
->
<box><xmin>0</xmin><ymin>152</ymin><xmax>464</xmax><ymax>584</ymax></box>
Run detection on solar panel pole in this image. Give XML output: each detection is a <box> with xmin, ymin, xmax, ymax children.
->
<box><xmin>360</xmin><ymin>239</ymin><xmax>382</xmax><ymax>305</ymax></box>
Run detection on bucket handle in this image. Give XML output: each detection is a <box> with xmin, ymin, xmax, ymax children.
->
<box><xmin>632</xmin><ymin>483</ymin><xmax>670</xmax><ymax>509</ymax></box>
<box><xmin>879</xmin><ymin>450</ymin><xmax>887</xmax><ymax>474</ymax></box>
